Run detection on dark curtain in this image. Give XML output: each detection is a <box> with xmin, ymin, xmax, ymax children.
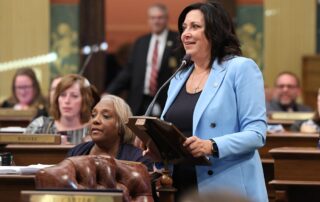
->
<box><xmin>79</xmin><ymin>0</ymin><xmax>106</xmax><ymax>93</ymax></box>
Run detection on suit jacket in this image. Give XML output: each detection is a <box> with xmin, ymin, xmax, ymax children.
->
<box><xmin>161</xmin><ymin>56</ymin><xmax>268</xmax><ymax>202</ymax></box>
<box><xmin>107</xmin><ymin>30</ymin><xmax>181</xmax><ymax>115</ymax></box>
<box><xmin>267</xmin><ymin>99</ymin><xmax>312</xmax><ymax>112</ymax></box>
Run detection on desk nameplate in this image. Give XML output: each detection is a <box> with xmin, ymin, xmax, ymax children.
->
<box><xmin>21</xmin><ymin>190</ymin><xmax>123</xmax><ymax>202</ymax></box>
<box><xmin>0</xmin><ymin>133</ymin><xmax>61</xmax><ymax>144</ymax></box>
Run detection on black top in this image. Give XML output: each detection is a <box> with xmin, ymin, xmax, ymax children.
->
<box><xmin>67</xmin><ymin>141</ymin><xmax>154</xmax><ymax>171</ymax></box>
<box><xmin>164</xmin><ymin>84</ymin><xmax>201</xmax><ymax>136</ymax></box>
<box><xmin>164</xmin><ymin>82</ymin><xmax>201</xmax><ymax>200</ymax></box>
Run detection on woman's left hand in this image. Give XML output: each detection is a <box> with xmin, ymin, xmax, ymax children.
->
<box><xmin>183</xmin><ymin>136</ymin><xmax>212</xmax><ymax>157</ymax></box>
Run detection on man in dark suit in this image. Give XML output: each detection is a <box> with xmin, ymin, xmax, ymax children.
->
<box><xmin>106</xmin><ymin>3</ymin><xmax>181</xmax><ymax>116</ymax></box>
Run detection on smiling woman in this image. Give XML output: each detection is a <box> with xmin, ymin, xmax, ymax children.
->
<box><xmin>24</xmin><ymin>74</ymin><xmax>100</xmax><ymax>145</ymax></box>
<box><xmin>153</xmin><ymin>1</ymin><xmax>268</xmax><ymax>201</ymax></box>
<box><xmin>67</xmin><ymin>94</ymin><xmax>154</xmax><ymax>171</ymax></box>
<box><xmin>1</xmin><ymin>67</ymin><xmax>48</xmax><ymax>118</ymax></box>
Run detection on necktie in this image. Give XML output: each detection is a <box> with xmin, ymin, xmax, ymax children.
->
<box><xmin>149</xmin><ymin>40</ymin><xmax>159</xmax><ymax>96</ymax></box>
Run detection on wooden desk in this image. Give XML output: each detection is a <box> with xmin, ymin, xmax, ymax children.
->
<box><xmin>259</xmin><ymin>132</ymin><xmax>318</xmax><ymax>201</ymax></box>
<box><xmin>0</xmin><ymin>174</ymin><xmax>35</xmax><ymax>202</ymax></box>
<box><xmin>267</xmin><ymin>119</ymin><xmax>295</xmax><ymax>130</ymax></box>
<box><xmin>260</xmin><ymin>132</ymin><xmax>318</xmax><ymax>160</ymax></box>
<box><xmin>0</xmin><ymin>108</ymin><xmax>36</xmax><ymax>127</ymax></box>
<box><xmin>269</xmin><ymin>147</ymin><xmax>320</xmax><ymax>202</ymax></box>
<box><xmin>0</xmin><ymin>144</ymin><xmax>74</xmax><ymax>166</ymax></box>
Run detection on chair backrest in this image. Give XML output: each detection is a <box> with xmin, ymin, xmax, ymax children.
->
<box><xmin>35</xmin><ymin>155</ymin><xmax>153</xmax><ymax>202</ymax></box>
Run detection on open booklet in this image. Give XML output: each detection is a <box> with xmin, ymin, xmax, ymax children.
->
<box><xmin>0</xmin><ymin>164</ymin><xmax>53</xmax><ymax>175</ymax></box>
<box><xmin>127</xmin><ymin>116</ymin><xmax>211</xmax><ymax>166</ymax></box>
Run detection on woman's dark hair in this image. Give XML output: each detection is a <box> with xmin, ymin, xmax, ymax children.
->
<box><xmin>178</xmin><ymin>1</ymin><xmax>241</xmax><ymax>67</ymax></box>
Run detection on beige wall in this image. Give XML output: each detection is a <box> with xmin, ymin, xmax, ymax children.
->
<box><xmin>0</xmin><ymin>0</ymin><xmax>50</xmax><ymax>102</ymax></box>
<box><xmin>263</xmin><ymin>0</ymin><xmax>316</xmax><ymax>92</ymax></box>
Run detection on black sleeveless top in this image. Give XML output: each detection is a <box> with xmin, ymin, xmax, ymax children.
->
<box><xmin>164</xmin><ymin>82</ymin><xmax>201</xmax><ymax>200</ymax></box>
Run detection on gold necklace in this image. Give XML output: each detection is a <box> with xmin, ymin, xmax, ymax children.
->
<box><xmin>190</xmin><ymin>69</ymin><xmax>209</xmax><ymax>93</ymax></box>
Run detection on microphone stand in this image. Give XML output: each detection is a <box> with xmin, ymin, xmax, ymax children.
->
<box><xmin>79</xmin><ymin>52</ymin><xmax>94</xmax><ymax>75</ymax></box>
<box><xmin>144</xmin><ymin>55</ymin><xmax>191</xmax><ymax>116</ymax></box>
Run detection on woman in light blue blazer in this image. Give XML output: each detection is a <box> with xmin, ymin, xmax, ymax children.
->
<box><xmin>161</xmin><ymin>1</ymin><xmax>268</xmax><ymax>201</ymax></box>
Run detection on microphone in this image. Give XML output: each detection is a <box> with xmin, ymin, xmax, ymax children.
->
<box><xmin>81</xmin><ymin>42</ymin><xmax>108</xmax><ymax>55</ymax></box>
<box><xmin>144</xmin><ymin>54</ymin><xmax>191</xmax><ymax>116</ymax></box>
<box><xmin>79</xmin><ymin>42</ymin><xmax>108</xmax><ymax>75</ymax></box>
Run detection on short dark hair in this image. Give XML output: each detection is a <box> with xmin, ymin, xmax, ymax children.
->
<box><xmin>178</xmin><ymin>1</ymin><xmax>241</xmax><ymax>67</ymax></box>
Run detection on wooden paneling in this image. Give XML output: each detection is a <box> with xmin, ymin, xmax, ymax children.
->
<box><xmin>0</xmin><ymin>175</ymin><xmax>35</xmax><ymax>202</ymax></box>
<box><xmin>0</xmin><ymin>0</ymin><xmax>50</xmax><ymax>101</ymax></box>
<box><xmin>263</xmin><ymin>0</ymin><xmax>316</xmax><ymax>99</ymax></box>
<box><xmin>302</xmin><ymin>55</ymin><xmax>320</xmax><ymax>110</ymax></box>
<box><xmin>105</xmin><ymin>0</ymin><xmax>196</xmax><ymax>52</ymax></box>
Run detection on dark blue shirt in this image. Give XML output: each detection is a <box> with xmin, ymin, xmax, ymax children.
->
<box><xmin>67</xmin><ymin>141</ymin><xmax>154</xmax><ymax>171</ymax></box>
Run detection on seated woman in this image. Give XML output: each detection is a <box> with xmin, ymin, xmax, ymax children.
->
<box><xmin>25</xmin><ymin>74</ymin><xmax>100</xmax><ymax>144</ymax></box>
<box><xmin>67</xmin><ymin>94</ymin><xmax>154</xmax><ymax>170</ymax></box>
<box><xmin>291</xmin><ymin>88</ymin><xmax>320</xmax><ymax>133</ymax></box>
<box><xmin>1</xmin><ymin>67</ymin><xmax>48</xmax><ymax>118</ymax></box>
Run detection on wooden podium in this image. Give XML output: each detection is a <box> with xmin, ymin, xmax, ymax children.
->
<box><xmin>127</xmin><ymin>116</ymin><xmax>210</xmax><ymax>166</ymax></box>
<box><xmin>127</xmin><ymin>116</ymin><xmax>211</xmax><ymax>202</ymax></box>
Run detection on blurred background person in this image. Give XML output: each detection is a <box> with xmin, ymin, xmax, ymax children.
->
<box><xmin>106</xmin><ymin>3</ymin><xmax>181</xmax><ymax>116</ymax></box>
<box><xmin>67</xmin><ymin>94</ymin><xmax>153</xmax><ymax>170</ymax></box>
<box><xmin>25</xmin><ymin>74</ymin><xmax>100</xmax><ymax>145</ymax></box>
<box><xmin>291</xmin><ymin>88</ymin><xmax>320</xmax><ymax>132</ymax></box>
<box><xmin>105</xmin><ymin>43</ymin><xmax>132</xmax><ymax>89</ymax></box>
<box><xmin>268</xmin><ymin>71</ymin><xmax>312</xmax><ymax>112</ymax></box>
<box><xmin>1</xmin><ymin>67</ymin><xmax>48</xmax><ymax>118</ymax></box>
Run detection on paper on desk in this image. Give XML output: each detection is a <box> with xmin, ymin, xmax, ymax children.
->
<box><xmin>0</xmin><ymin>127</ymin><xmax>26</xmax><ymax>133</ymax></box>
<box><xmin>0</xmin><ymin>164</ymin><xmax>53</xmax><ymax>175</ymax></box>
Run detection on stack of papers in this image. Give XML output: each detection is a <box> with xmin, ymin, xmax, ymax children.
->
<box><xmin>0</xmin><ymin>164</ymin><xmax>53</xmax><ymax>175</ymax></box>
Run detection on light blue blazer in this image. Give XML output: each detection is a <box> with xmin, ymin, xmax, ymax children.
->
<box><xmin>161</xmin><ymin>56</ymin><xmax>268</xmax><ymax>202</ymax></box>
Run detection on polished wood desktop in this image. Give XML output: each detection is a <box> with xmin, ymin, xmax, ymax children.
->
<box><xmin>0</xmin><ymin>144</ymin><xmax>74</xmax><ymax>166</ymax></box>
<box><xmin>260</xmin><ymin>132</ymin><xmax>318</xmax><ymax>160</ymax></box>
<box><xmin>269</xmin><ymin>147</ymin><xmax>320</xmax><ymax>202</ymax></box>
<box><xmin>0</xmin><ymin>108</ymin><xmax>36</xmax><ymax>127</ymax></box>
<box><xmin>0</xmin><ymin>174</ymin><xmax>35</xmax><ymax>202</ymax></box>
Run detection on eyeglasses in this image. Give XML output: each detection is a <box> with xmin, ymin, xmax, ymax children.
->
<box><xmin>276</xmin><ymin>84</ymin><xmax>298</xmax><ymax>89</ymax></box>
<box><xmin>15</xmin><ymin>85</ymin><xmax>33</xmax><ymax>90</ymax></box>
